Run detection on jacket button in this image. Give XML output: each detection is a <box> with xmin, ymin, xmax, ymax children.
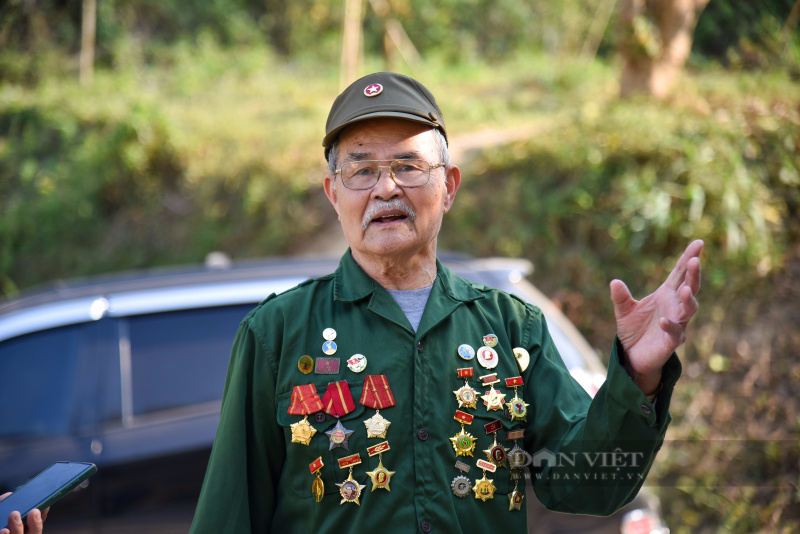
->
<box><xmin>417</xmin><ymin>341</ymin><xmax>423</xmax><ymax>352</ymax></box>
<box><xmin>640</xmin><ymin>403</ymin><xmax>652</xmax><ymax>414</ymax></box>
<box><xmin>417</xmin><ymin>429</ymin><xmax>429</xmax><ymax>441</ymax></box>
<box><xmin>421</xmin><ymin>520</ymin><xmax>432</xmax><ymax>532</ymax></box>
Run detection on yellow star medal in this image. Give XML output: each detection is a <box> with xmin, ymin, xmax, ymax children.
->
<box><xmin>309</xmin><ymin>456</ymin><xmax>324</xmax><ymax>503</ymax></box>
<box><xmin>450</xmin><ymin>410</ymin><xmax>477</xmax><ymax>457</ymax></box>
<box><xmin>365</xmin><ymin>441</ymin><xmax>395</xmax><ymax>492</ymax></box>
<box><xmin>336</xmin><ymin>453</ymin><xmax>366</xmax><ymax>505</ymax></box>
<box><xmin>453</xmin><ymin>367</ymin><xmax>479</xmax><ymax>409</ymax></box>
<box><xmin>287</xmin><ymin>384</ymin><xmax>324</xmax><ymax>445</ymax></box>
<box><xmin>479</xmin><ymin>373</ymin><xmax>505</xmax><ymax>411</ymax></box>
<box><xmin>505</xmin><ymin>376</ymin><xmax>529</xmax><ymax>422</ymax></box>
<box><xmin>473</xmin><ymin>459</ymin><xmax>498</xmax><ymax>501</ymax></box>
<box><xmin>483</xmin><ymin>420</ymin><xmax>509</xmax><ymax>468</ymax></box>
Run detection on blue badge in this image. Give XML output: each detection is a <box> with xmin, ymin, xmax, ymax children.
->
<box><xmin>458</xmin><ymin>344</ymin><xmax>475</xmax><ymax>360</ymax></box>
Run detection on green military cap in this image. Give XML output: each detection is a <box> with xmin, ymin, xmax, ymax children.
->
<box><xmin>323</xmin><ymin>72</ymin><xmax>448</xmax><ymax>159</ymax></box>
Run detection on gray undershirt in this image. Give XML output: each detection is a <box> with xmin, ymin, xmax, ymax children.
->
<box><xmin>386</xmin><ymin>284</ymin><xmax>433</xmax><ymax>332</ymax></box>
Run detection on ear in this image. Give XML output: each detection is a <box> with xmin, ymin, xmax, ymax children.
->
<box><xmin>323</xmin><ymin>173</ymin><xmax>340</xmax><ymax>218</ymax></box>
<box><xmin>442</xmin><ymin>164</ymin><xmax>461</xmax><ymax>213</ymax></box>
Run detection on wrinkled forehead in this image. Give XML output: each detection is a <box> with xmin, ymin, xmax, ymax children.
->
<box><xmin>337</xmin><ymin>118</ymin><xmax>438</xmax><ymax>162</ymax></box>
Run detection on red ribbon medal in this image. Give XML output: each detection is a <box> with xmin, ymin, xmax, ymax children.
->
<box><xmin>360</xmin><ymin>375</ymin><xmax>396</xmax><ymax>409</ymax></box>
<box><xmin>288</xmin><ymin>384</ymin><xmax>324</xmax><ymax>415</ymax></box>
<box><xmin>321</xmin><ymin>380</ymin><xmax>356</xmax><ymax>417</ymax></box>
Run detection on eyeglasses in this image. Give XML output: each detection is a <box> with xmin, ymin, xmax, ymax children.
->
<box><xmin>335</xmin><ymin>159</ymin><xmax>445</xmax><ymax>190</ymax></box>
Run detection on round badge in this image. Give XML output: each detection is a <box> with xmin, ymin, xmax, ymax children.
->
<box><xmin>322</xmin><ymin>340</ymin><xmax>337</xmax><ymax>355</ymax></box>
<box><xmin>298</xmin><ymin>355</ymin><xmax>314</xmax><ymax>374</ymax></box>
<box><xmin>476</xmin><ymin>346</ymin><xmax>499</xmax><ymax>369</ymax></box>
<box><xmin>483</xmin><ymin>334</ymin><xmax>498</xmax><ymax>347</ymax></box>
<box><xmin>457</xmin><ymin>344</ymin><xmax>475</xmax><ymax>360</ymax></box>
<box><xmin>331</xmin><ymin>429</ymin><xmax>345</xmax><ymax>444</ymax></box>
<box><xmin>364</xmin><ymin>83</ymin><xmax>383</xmax><ymax>97</ymax></box>
<box><xmin>347</xmin><ymin>354</ymin><xmax>367</xmax><ymax>373</ymax></box>
<box><xmin>451</xmin><ymin>475</ymin><xmax>472</xmax><ymax>498</ymax></box>
<box><xmin>513</xmin><ymin>347</ymin><xmax>530</xmax><ymax>372</ymax></box>
<box><xmin>322</xmin><ymin>328</ymin><xmax>337</xmax><ymax>341</ymax></box>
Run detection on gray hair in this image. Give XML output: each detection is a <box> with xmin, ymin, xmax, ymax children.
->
<box><xmin>326</xmin><ymin>128</ymin><xmax>450</xmax><ymax>174</ymax></box>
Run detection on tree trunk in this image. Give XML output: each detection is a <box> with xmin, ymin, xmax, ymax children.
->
<box><xmin>618</xmin><ymin>0</ymin><xmax>709</xmax><ymax>99</ymax></box>
<box><xmin>79</xmin><ymin>0</ymin><xmax>96</xmax><ymax>86</ymax></box>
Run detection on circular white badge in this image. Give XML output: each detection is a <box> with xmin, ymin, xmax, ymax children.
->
<box><xmin>323</xmin><ymin>328</ymin><xmax>337</xmax><ymax>341</ymax></box>
<box><xmin>347</xmin><ymin>354</ymin><xmax>367</xmax><ymax>373</ymax></box>
<box><xmin>476</xmin><ymin>346</ymin><xmax>499</xmax><ymax>369</ymax></box>
<box><xmin>512</xmin><ymin>347</ymin><xmax>530</xmax><ymax>372</ymax></box>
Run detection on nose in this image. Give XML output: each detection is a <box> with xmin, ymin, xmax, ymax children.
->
<box><xmin>371</xmin><ymin>166</ymin><xmax>403</xmax><ymax>200</ymax></box>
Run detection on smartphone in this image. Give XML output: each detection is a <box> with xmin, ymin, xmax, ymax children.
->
<box><xmin>0</xmin><ymin>461</ymin><xmax>97</xmax><ymax>527</ymax></box>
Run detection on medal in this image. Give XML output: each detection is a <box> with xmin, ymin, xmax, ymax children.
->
<box><xmin>298</xmin><ymin>355</ymin><xmax>314</xmax><ymax>374</ymax></box>
<box><xmin>512</xmin><ymin>347</ymin><xmax>530</xmax><ymax>372</ymax></box>
<box><xmin>322</xmin><ymin>327</ymin><xmax>337</xmax><ymax>341</ymax></box>
<box><xmin>287</xmin><ymin>384</ymin><xmax>324</xmax><ymax>445</ymax></box>
<box><xmin>451</xmin><ymin>460</ymin><xmax>472</xmax><ymax>498</ymax></box>
<box><xmin>457</xmin><ymin>344</ymin><xmax>475</xmax><ymax>361</ymax></box>
<box><xmin>321</xmin><ymin>380</ymin><xmax>356</xmax><ymax>417</ymax></box>
<box><xmin>347</xmin><ymin>353</ymin><xmax>367</xmax><ymax>373</ymax></box>
<box><xmin>325</xmin><ymin>420</ymin><xmax>354</xmax><ymax>451</ymax></box>
<box><xmin>504</xmin><ymin>376</ymin><xmax>529</xmax><ymax>422</ymax></box>
<box><xmin>450</xmin><ymin>410</ymin><xmax>477</xmax><ymax>457</ymax></box>
<box><xmin>309</xmin><ymin>456</ymin><xmax>324</xmax><ymax>503</ymax></box>
<box><xmin>508</xmin><ymin>480</ymin><xmax>524</xmax><ymax>511</ymax></box>
<box><xmin>482</xmin><ymin>334</ymin><xmax>498</xmax><ymax>347</ymax></box>
<box><xmin>336</xmin><ymin>454</ymin><xmax>366</xmax><ymax>505</ymax></box>
<box><xmin>365</xmin><ymin>441</ymin><xmax>395</xmax><ymax>492</ymax></box>
<box><xmin>476</xmin><ymin>345</ymin><xmax>499</xmax><ymax>369</ymax></box>
<box><xmin>453</xmin><ymin>368</ymin><xmax>479</xmax><ymax>409</ymax></box>
<box><xmin>360</xmin><ymin>375</ymin><xmax>396</xmax><ymax>438</ymax></box>
<box><xmin>364</xmin><ymin>411</ymin><xmax>391</xmax><ymax>438</ymax></box>
<box><xmin>290</xmin><ymin>415</ymin><xmax>317</xmax><ymax>445</ymax></box>
<box><xmin>473</xmin><ymin>459</ymin><xmax>497</xmax><ymax>501</ymax></box>
<box><xmin>507</xmin><ymin>429</ymin><xmax>533</xmax><ymax>470</ymax></box>
<box><xmin>480</xmin><ymin>374</ymin><xmax>505</xmax><ymax>411</ymax></box>
<box><xmin>483</xmin><ymin>420</ymin><xmax>509</xmax><ymax>468</ymax></box>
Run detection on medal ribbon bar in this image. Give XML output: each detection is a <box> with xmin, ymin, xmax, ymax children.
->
<box><xmin>360</xmin><ymin>374</ymin><xmax>396</xmax><ymax>409</ymax></box>
<box><xmin>367</xmin><ymin>441</ymin><xmax>390</xmax><ymax>457</ymax></box>
<box><xmin>309</xmin><ymin>456</ymin><xmax>324</xmax><ymax>474</ymax></box>
<box><xmin>505</xmin><ymin>376</ymin><xmax>524</xmax><ymax>387</ymax></box>
<box><xmin>321</xmin><ymin>380</ymin><xmax>356</xmax><ymax>417</ymax></box>
<box><xmin>288</xmin><ymin>384</ymin><xmax>324</xmax><ymax>415</ymax></box>
<box><xmin>454</xmin><ymin>410</ymin><xmax>474</xmax><ymax>425</ymax></box>
<box><xmin>338</xmin><ymin>453</ymin><xmax>362</xmax><ymax>469</ymax></box>
<box><xmin>476</xmin><ymin>459</ymin><xmax>498</xmax><ymax>473</ymax></box>
<box><xmin>506</xmin><ymin>429</ymin><xmax>525</xmax><ymax>441</ymax></box>
<box><xmin>457</xmin><ymin>367</ymin><xmax>474</xmax><ymax>378</ymax></box>
<box><xmin>484</xmin><ymin>420</ymin><xmax>502</xmax><ymax>434</ymax></box>
<box><xmin>479</xmin><ymin>373</ymin><xmax>499</xmax><ymax>386</ymax></box>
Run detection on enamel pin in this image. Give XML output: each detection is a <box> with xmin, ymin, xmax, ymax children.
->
<box><xmin>365</xmin><ymin>441</ymin><xmax>395</xmax><ymax>492</ymax></box>
<box><xmin>473</xmin><ymin>459</ymin><xmax>498</xmax><ymax>501</ymax></box>
<box><xmin>505</xmin><ymin>376</ymin><xmax>529</xmax><ymax>422</ymax></box>
<box><xmin>483</xmin><ymin>420</ymin><xmax>509</xmax><ymax>468</ymax></box>
<box><xmin>453</xmin><ymin>367</ymin><xmax>479</xmax><ymax>409</ymax></box>
<box><xmin>480</xmin><ymin>373</ymin><xmax>506</xmax><ymax>411</ymax></box>
<box><xmin>309</xmin><ymin>456</ymin><xmax>324</xmax><ymax>503</ymax></box>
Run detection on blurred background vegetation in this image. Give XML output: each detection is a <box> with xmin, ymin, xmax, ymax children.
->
<box><xmin>1</xmin><ymin>0</ymin><xmax>799</xmax><ymax>531</ymax></box>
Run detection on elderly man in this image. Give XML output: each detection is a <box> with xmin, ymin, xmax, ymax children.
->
<box><xmin>189</xmin><ymin>72</ymin><xmax>702</xmax><ymax>533</ymax></box>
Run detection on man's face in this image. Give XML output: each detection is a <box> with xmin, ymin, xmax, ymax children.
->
<box><xmin>323</xmin><ymin>118</ymin><xmax>460</xmax><ymax>262</ymax></box>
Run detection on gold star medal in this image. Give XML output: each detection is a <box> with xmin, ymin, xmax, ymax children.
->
<box><xmin>505</xmin><ymin>376</ymin><xmax>529</xmax><ymax>422</ymax></box>
<box><xmin>336</xmin><ymin>453</ymin><xmax>366</xmax><ymax>505</ymax></box>
<box><xmin>364</xmin><ymin>411</ymin><xmax>391</xmax><ymax>438</ymax></box>
<box><xmin>483</xmin><ymin>420</ymin><xmax>509</xmax><ymax>468</ymax></box>
<box><xmin>450</xmin><ymin>410</ymin><xmax>477</xmax><ymax>457</ymax></box>
<box><xmin>309</xmin><ymin>456</ymin><xmax>325</xmax><ymax>503</ymax></box>
<box><xmin>360</xmin><ymin>374</ymin><xmax>396</xmax><ymax>438</ymax></box>
<box><xmin>366</xmin><ymin>441</ymin><xmax>395</xmax><ymax>492</ymax></box>
<box><xmin>508</xmin><ymin>480</ymin><xmax>524</xmax><ymax>511</ymax></box>
<box><xmin>453</xmin><ymin>367</ymin><xmax>479</xmax><ymax>409</ymax></box>
<box><xmin>479</xmin><ymin>373</ymin><xmax>505</xmax><ymax>411</ymax></box>
<box><xmin>290</xmin><ymin>415</ymin><xmax>317</xmax><ymax>445</ymax></box>
<box><xmin>473</xmin><ymin>459</ymin><xmax>498</xmax><ymax>501</ymax></box>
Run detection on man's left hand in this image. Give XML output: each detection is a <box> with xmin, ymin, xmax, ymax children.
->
<box><xmin>609</xmin><ymin>240</ymin><xmax>704</xmax><ymax>395</ymax></box>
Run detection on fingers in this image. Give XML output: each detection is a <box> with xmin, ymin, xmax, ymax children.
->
<box><xmin>666</xmin><ymin>239</ymin><xmax>704</xmax><ymax>290</ymax></box>
<box><xmin>685</xmin><ymin>256</ymin><xmax>701</xmax><ymax>295</ymax></box>
<box><xmin>678</xmin><ymin>285</ymin><xmax>699</xmax><ymax>323</ymax></box>
<box><xmin>609</xmin><ymin>279</ymin><xmax>637</xmax><ymax>316</ymax></box>
<box><xmin>659</xmin><ymin>316</ymin><xmax>686</xmax><ymax>347</ymax></box>
<box><xmin>27</xmin><ymin>509</ymin><xmax>44</xmax><ymax>534</ymax></box>
<box><xmin>3</xmin><ymin>511</ymin><xmax>22</xmax><ymax>534</ymax></box>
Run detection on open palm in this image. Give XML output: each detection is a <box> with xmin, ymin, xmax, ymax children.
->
<box><xmin>610</xmin><ymin>240</ymin><xmax>704</xmax><ymax>393</ymax></box>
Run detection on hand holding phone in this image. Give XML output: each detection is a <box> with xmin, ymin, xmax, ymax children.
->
<box><xmin>0</xmin><ymin>462</ymin><xmax>97</xmax><ymax>533</ymax></box>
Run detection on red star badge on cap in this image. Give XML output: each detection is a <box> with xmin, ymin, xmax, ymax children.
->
<box><xmin>364</xmin><ymin>83</ymin><xmax>383</xmax><ymax>97</ymax></box>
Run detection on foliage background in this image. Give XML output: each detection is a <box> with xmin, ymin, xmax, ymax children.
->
<box><xmin>1</xmin><ymin>0</ymin><xmax>799</xmax><ymax>531</ymax></box>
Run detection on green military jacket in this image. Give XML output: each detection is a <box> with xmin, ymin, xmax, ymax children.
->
<box><xmin>190</xmin><ymin>250</ymin><xmax>680</xmax><ymax>533</ymax></box>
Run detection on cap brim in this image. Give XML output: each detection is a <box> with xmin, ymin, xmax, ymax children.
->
<box><xmin>323</xmin><ymin>111</ymin><xmax>443</xmax><ymax>156</ymax></box>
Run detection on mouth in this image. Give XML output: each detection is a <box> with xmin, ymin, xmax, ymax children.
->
<box><xmin>370</xmin><ymin>210</ymin><xmax>409</xmax><ymax>225</ymax></box>
<box><xmin>362</xmin><ymin>201</ymin><xmax>417</xmax><ymax>230</ymax></box>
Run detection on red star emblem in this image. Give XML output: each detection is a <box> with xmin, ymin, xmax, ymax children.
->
<box><xmin>364</xmin><ymin>83</ymin><xmax>383</xmax><ymax>97</ymax></box>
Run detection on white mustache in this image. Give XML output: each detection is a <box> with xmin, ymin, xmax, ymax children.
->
<box><xmin>362</xmin><ymin>199</ymin><xmax>417</xmax><ymax>230</ymax></box>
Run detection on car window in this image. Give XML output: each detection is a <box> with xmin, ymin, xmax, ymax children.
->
<box><xmin>128</xmin><ymin>304</ymin><xmax>253</xmax><ymax>416</ymax></box>
<box><xmin>0</xmin><ymin>324</ymin><xmax>83</xmax><ymax>439</ymax></box>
